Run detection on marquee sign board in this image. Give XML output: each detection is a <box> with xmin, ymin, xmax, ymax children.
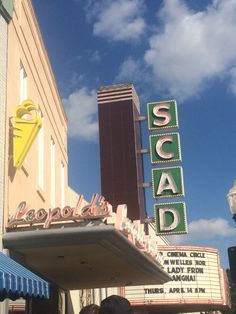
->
<box><xmin>147</xmin><ymin>100</ymin><xmax>178</xmax><ymax>131</ymax></box>
<box><xmin>147</xmin><ymin>99</ymin><xmax>187</xmax><ymax>235</ymax></box>
<box><xmin>149</xmin><ymin>133</ymin><xmax>181</xmax><ymax>164</ymax></box>
<box><xmin>124</xmin><ymin>246</ymin><xmax>225</xmax><ymax>307</ymax></box>
<box><xmin>154</xmin><ymin>202</ymin><xmax>187</xmax><ymax>235</ymax></box>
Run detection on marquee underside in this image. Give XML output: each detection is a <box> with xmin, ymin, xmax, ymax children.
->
<box><xmin>3</xmin><ymin>225</ymin><xmax>170</xmax><ymax>290</ymax></box>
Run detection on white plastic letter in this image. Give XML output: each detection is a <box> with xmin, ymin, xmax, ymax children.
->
<box><xmin>153</xmin><ymin>103</ymin><xmax>171</xmax><ymax>126</ymax></box>
<box><xmin>156</xmin><ymin>172</ymin><xmax>178</xmax><ymax>195</ymax></box>
<box><xmin>159</xmin><ymin>207</ymin><xmax>180</xmax><ymax>231</ymax></box>
<box><xmin>156</xmin><ymin>135</ymin><xmax>174</xmax><ymax>159</ymax></box>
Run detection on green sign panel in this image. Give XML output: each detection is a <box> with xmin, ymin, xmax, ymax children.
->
<box><xmin>147</xmin><ymin>100</ymin><xmax>178</xmax><ymax>131</ymax></box>
<box><xmin>152</xmin><ymin>166</ymin><xmax>184</xmax><ymax>199</ymax></box>
<box><xmin>149</xmin><ymin>133</ymin><xmax>181</xmax><ymax>164</ymax></box>
<box><xmin>154</xmin><ymin>202</ymin><xmax>187</xmax><ymax>235</ymax></box>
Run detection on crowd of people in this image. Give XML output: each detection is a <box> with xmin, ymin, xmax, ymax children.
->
<box><xmin>79</xmin><ymin>295</ymin><xmax>134</xmax><ymax>314</ymax></box>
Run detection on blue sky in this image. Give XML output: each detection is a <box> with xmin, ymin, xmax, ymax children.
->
<box><xmin>32</xmin><ymin>0</ymin><xmax>236</xmax><ymax>267</ymax></box>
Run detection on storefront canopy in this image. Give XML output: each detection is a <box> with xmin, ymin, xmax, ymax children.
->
<box><xmin>3</xmin><ymin>224</ymin><xmax>171</xmax><ymax>290</ymax></box>
<box><xmin>0</xmin><ymin>252</ymin><xmax>50</xmax><ymax>301</ymax></box>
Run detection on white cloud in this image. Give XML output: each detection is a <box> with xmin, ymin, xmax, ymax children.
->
<box><xmin>89</xmin><ymin>50</ymin><xmax>101</xmax><ymax>63</ymax></box>
<box><xmin>63</xmin><ymin>87</ymin><xmax>98</xmax><ymax>141</ymax></box>
<box><xmin>169</xmin><ymin>217</ymin><xmax>236</xmax><ymax>245</ymax></box>
<box><xmin>167</xmin><ymin>217</ymin><xmax>236</xmax><ymax>267</ymax></box>
<box><xmin>115</xmin><ymin>57</ymin><xmax>152</xmax><ymax>90</ymax></box>
<box><xmin>143</xmin><ymin>0</ymin><xmax>236</xmax><ymax>100</ymax></box>
<box><xmin>117</xmin><ymin>57</ymin><xmax>142</xmax><ymax>81</ymax></box>
<box><xmin>229</xmin><ymin>67</ymin><xmax>236</xmax><ymax>94</ymax></box>
<box><xmin>87</xmin><ymin>0</ymin><xmax>146</xmax><ymax>41</ymax></box>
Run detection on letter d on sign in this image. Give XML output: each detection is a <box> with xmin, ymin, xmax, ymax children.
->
<box><xmin>154</xmin><ymin>202</ymin><xmax>188</xmax><ymax>235</ymax></box>
<box><xmin>159</xmin><ymin>208</ymin><xmax>180</xmax><ymax>231</ymax></box>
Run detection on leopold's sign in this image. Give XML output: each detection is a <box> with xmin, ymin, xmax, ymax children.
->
<box><xmin>7</xmin><ymin>194</ymin><xmax>111</xmax><ymax>229</ymax></box>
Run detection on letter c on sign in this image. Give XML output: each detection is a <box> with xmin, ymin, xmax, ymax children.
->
<box><xmin>156</xmin><ymin>135</ymin><xmax>174</xmax><ymax>159</ymax></box>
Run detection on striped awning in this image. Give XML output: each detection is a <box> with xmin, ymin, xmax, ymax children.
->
<box><xmin>0</xmin><ymin>252</ymin><xmax>50</xmax><ymax>301</ymax></box>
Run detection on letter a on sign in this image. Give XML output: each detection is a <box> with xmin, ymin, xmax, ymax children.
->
<box><xmin>152</xmin><ymin>167</ymin><xmax>184</xmax><ymax>199</ymax></box>
<box><xmin>154</xmin><ymin>202</ymin><xmax>188</xmax><ymax>235</ymax></box>
<box><xmin>147</xmin><ymin>100</ymin><xmax>178</xmax><ymax>131</ymax></box>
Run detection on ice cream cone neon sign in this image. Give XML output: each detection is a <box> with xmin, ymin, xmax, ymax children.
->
<box><xmin>13</xmin><ymin>99</ymin><xmax>42</xmax><ymax>168</ymax></box>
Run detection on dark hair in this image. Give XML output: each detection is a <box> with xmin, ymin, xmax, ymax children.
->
<box><xmin>80</xmin><ymin>304</ymin><xmax>100</xmax><ymax>314</ymax></box>
<box><xmin>99</xmin><ymin>295</ymin><xmax>133</xmax><ymax>314</ymax></box>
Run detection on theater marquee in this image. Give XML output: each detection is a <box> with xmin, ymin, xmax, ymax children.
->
<box><xmin>124</xmin><ymin>246</ymin><xmax>225</xmax><ymax>305</ymax></box>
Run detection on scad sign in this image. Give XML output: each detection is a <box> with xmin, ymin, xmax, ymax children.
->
<box><xmin>147</xmin><ymin>100</ymin><xmax>187</xmax><ymax>235</ymax></box>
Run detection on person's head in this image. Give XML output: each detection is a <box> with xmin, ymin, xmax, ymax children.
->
<box><xmin>99</xmin><ymin>295</ymin><xmax>133</xmax><ymax>314</ymax></box>
<box><xmin>79</xmin><ymin>304</ymin><xmax>100</xmax><ymax>314</ymax></box>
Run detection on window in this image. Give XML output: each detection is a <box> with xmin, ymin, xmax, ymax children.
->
<box><xmin>61</xmin><ymin>162</ymin><xmax>65</xmax><ymax>208</ymax></box>
<box><xmin>20</xmin><ymin>62</ymin><xmax>27</xmax><ymax>102</ymax></box>
<box><xmin>50</xmin><ymin>138</ymin><xmax>55</xmax><ymax>207</ymax></box>
<box><xmin>38</xmin><ymin>111</ymin><xmax>44</xmax><ymax>190</ymax></box>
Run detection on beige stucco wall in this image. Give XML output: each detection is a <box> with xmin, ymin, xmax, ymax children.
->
<box><xmin>4</xmin><ymin>0</ymin><xmax>68</xmax><ymax>226</ymax></box>
<box><xmin>0</xmin><ymin>9</ymin><xmax>10</xmax><ymax>314</ymax></box>
<box><xmin>0</xmin><ymin>13</ymin><xmax>8</xmax><ymax>248</ymax></box>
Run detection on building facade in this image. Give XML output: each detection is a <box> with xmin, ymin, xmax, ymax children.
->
<box><xmin>5</xmin><ymin>0</ymin><xmax>68</xmax><ymax>221</ymax></box>
<box><xmin>0</xmin><ymin>2</ymin><xmax>13</xmax><ymax>313</ymax></box>
<box><xmin>1</xmin><ymin>2</ymin><xmax>171</xmax><ymax>313</ymax></box>
<box><xmin>0</xmin><ymin>0</ymin><xmax>13</xmax><ymax>251</ymax></box>
<box><xmin>1</xmin><ymin>2</ymin><xmax>229</xmax><ymax>314</ymax></box>
<box><xmin>97</xmin><ymin>84</ymin><xmax>231</xmax><ymax>314</ymax></box>
<box><xmin>2</xmin><ymin>0</ymin><xmax>67</xmax><ymax>312</ymax></box>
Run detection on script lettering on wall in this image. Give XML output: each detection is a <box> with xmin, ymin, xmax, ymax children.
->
<box><xmin>7</xmin><ymin>194</ymin><xmax>111</xmax><ymax>229</ymax></box>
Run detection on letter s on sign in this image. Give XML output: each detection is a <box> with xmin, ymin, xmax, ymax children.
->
<box><xmin>153</xmin><ymin>103</ymin><xmax>171</xmax><ymax>127</ymax></box>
